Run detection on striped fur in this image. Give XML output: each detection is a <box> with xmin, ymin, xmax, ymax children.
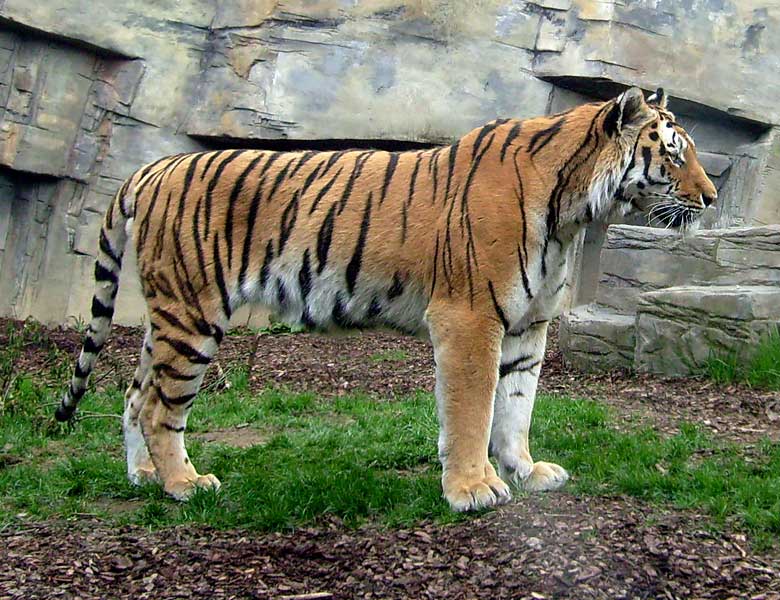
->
<box><xmin>58</xmin><ymin>87</ymin><xmax>716</xmax><ymax>510</ymax></box>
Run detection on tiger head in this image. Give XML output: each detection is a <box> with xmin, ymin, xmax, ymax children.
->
<box><xmin>616</xmin><ymin>88</ymin><xmax>718</xmax><ymax>229</ymax></box>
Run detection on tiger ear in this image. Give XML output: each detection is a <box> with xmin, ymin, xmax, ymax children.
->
<box><xmin>604</xmin><ymin>87</ymin><xmax>653</xmax><ymax>136</ymax></box>
<box><xmin>647</xmin><ymin>87</ymin><xmax>668</xmax><ymax>108</ymax></box>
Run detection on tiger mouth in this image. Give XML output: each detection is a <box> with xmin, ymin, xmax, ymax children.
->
<box><xmin>646</xmin><ymin>199</ymin><xmax>703</xmax><ymax>230</ymax></box>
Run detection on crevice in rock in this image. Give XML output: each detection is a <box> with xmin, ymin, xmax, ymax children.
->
<box><xmin>538</xmin><ymin>75</ymin><xmax>772</xmax><ymax>134</ymax></box>
<box><xmin>187</xmin><ymin>134</ymin><xmax>441</xmax><ymax>152</ymax></box>
<box><xmin>0</xmin><ymin>16</ymin><xmax>135</xmax><ymax>60</ymax></box>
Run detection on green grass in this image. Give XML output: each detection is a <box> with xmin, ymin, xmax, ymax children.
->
<box><xmin>368</xmin><ymin>349</ymin><xmax>409</xmax><ymax>363</ymax></box>
<box><xmin>702</xmin><ymin>328</ymin><xmax>780</xmax><ymax>390</ymax></box>
<box><xmin>1</xmin><ymin>331</ymin><xmax>780</xmax><ymax>547</ymax></box>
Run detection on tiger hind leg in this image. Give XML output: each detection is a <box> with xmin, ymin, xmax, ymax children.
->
<box><xmin>124</xmin><ymin>326</ymin><xmax>158</xmax><ymax>486</ymax></box>
<box><xmin>139</xmin><ymin>322</ymin><xmax>224</xmax><ymax>500</ymax></box>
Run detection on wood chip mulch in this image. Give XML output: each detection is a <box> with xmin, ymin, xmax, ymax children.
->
<box><xmin>3</xmin><ymin>494</ymin><xmax>778</xmax><ymax>600</ymax></box>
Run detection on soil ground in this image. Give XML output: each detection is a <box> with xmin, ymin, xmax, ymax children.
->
<box><xmin>2</xmin><ymin>319</ymin><xmax>780</xmax><ymax>599</ymax></box>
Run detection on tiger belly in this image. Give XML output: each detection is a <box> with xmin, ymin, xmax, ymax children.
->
<box><xmin>246</xmin><ymin>258</ymin><xmax>429</xmax><ymax>335</ymax></box>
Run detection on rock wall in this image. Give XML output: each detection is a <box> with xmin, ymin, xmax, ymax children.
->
<box><xmin>0</xmin><ymin>0</ymin><xmax>778</xmax><ymax>326</ymax></box>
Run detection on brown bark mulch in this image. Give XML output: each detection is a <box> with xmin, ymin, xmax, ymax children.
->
<box><xmin>3</xmin><ymin>494</ymin><xmax>778</xmax><ymax>600</ymax></box>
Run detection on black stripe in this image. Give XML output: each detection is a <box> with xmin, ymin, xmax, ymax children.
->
<box><xmin>260</xmin><ymin>240</ymin><xmax>274</xmax><ymax>288</ymax></box>
<box><xmin>367</xmin><ymin>296</ymin><xmax>382</xmax><ymax>319</ymax></box>
<box><xmin>431</xmin><ymin>149</ymin><xmax>440</xmax><ymax>203</ymax></box>
<box><xmin>388</xmin><ymin>272</ymin><xmax>404</xmax><ymax>300</ymax></box>
<box><xmin>181</xmin><ymin>153</ymin><xmax>202</xmax><ymax>204</ymax></box>
<box><xmin>316</xmin><ymin>203</ymin><xmax>337</xmax><ymax>274</ymax></box>
<box><xmin>309</xmin><ymin>167</ymin><xmax>343</xmax><ymax>215</ymax></box>
<box><xmin>337</xmin><ymin>152</ymin><xmax>371</xmax><ymax>215</ymax></box>
<box><xmin>212</xmin><ymin>233</ymin><xmax>232</xmax><ymax>319</ymax></box>
<box><xmin>83</xmin><ymin>336</ymin><xmax>103</xmax><ymax>354</ymax></box>
<box><xmin>134</xmin><ymin>155</ymin><xmax>179</xmax><ymax>195</ymax></box>
<box><xmin>257</xmin><ymin>152</ymin><xmax>282</xmax><ymax>180</ymax></box>
<box><xmin>402</xmin><ymin>153</ymin><xmax>422</xmax><ymax>243</ymax></box>
<box><xmin>94</xmin><ymin>262</ymin><xmax>118</xmax><ymax>284</ymax></box>
<box><xmin>278</xmin><ymin>190</ymin><xmax>300</xmax><ymax>255</ymax></box>
<box><xmin>460</xmin><ymin>133</ymin><xmax>495</xmax><ymax>218</ymax></box>
<box><xmin>192</xmin><ymin>197</ymin><xmax>209</xmax><ymax>295</ymax></box>
<box><xmin>199</xmin><ymin>150</ymin><xmax>223</xmax><ymax>180</ymax></box>
<box><xmin>472</xmin><ymin>122</ymin><xmax>501</xmax><ymax>158</ymax></box>
<box><xmin>70</xmin><ymin>383</ymin><xmax>86</xmax><ymax>401</ymax></box>
<box><xmin>512</xmin><ymin>147</ymin><xmax>530</xmax><ymax>293</ymax></box>
<box><xmin>154</xmin><ymin>364</ymin><xmax>199</xmax><ymax>381</ymax></box>
<box><xmin>320</xmin><ymin>150</ymin><xmax>346</xmax><ymax>178</ymax></box>
<box><xmin>152</xmin><ymin>307</ymin><xmax>196</xmax><ymax>335</ymax></box>
<box><xmin>300</xmin><ymin>161</ymin><xmax>324</xmax><ymax>196</ymax></box>
<box><xmin>332</xmin><ymin>294</ymin><xmax>352</xmax><ymax>329</ymax></box>
<box><xmin>117</xmin><ymin>180</ymin><xmax>132</xmax><ymax>218</ymax></box>
<box><xmin>91</xmin><ymin>297</ymin><xmax>114</xmax><ymax>320</ymax></box>
<box><xmin>226</xmin><ymin>153</ymin><xmax>265</xmax><ymax>270</ymax></box>
<box><xmin>499</xmin><ymin>355</ymin><xmax>538</xmax><ymax>378</ymax></box>
<box><xmin>528</xmin><ymin>117</ymin><xmax>565</xmax><ymax>156</ymax></box>
<box><xmin>444</xmin><ymin>141</ymin><xmax>459</xmax><ymax>201</ymax></box>
<box><xmin>238</xmin><ymin>172</ymin><xmax>268</xmax><ymax>293</ymax></box>
<box><xmin>191</xmin><ymin>316</ymin><xmax>214</xmax><ymax>338</ymax></box>
<box><xmin>380</xmin><ymin>153</ymin><xmax>399</xmax><ymax>204</ymax></box>
<box><xmin>290</xmin><ymin>151</ymin><xmax>316</xmax><ymax>178</ymax></box>
<box><xmin>500</xmin><ymin>121</ymin><xmax>522</xmax><ymax>162</ymax></box>
<box><xmin>298</xmin><ymin>248</ymin><xmax>312</xmax><ymax>302</ymax></box>
<box><xmin>429</xmin><ymin>233</ymin><xmax>440</xmax><ymax>298</ymax></box>
<box><xmin>345</xmin><ymin>192</ymin><xmax>372</xmax><ymax>295</ymax></box>
<box><xmin>154</xmin><ymin>383</ymin><xmax>196</xmax><ymax>408</ymax></box>
<box><xmin>99</xmin><ymin>230</ymin><xmax>121</xmax><ymax>265</ymax></box>
<box><xmin>517</xmin><ymin>245</ymin><xmax>533</xmax><ymax>301</ymax></box>
<box><xmin>276</xmin><ymin>279</ymin><xmax>287</xmax><ymax>307</ymax></box>
<box><xmin>487</xmin><ymin>280</ymin><xmax>509</xmax><ymax>331</ymax></box>
<box><xmin>265</xmin><ymin>158</ymin><xmax>293</xmax><ymax>204</ymax></box>
<box><xmin>205</xmin><ymin>150</ymin><xmax>245</xmax><ymax>235</ymax></box>
<box><xmin>74</xmin><ymin>361</ymin><xmax>88</xmax><ymax>379</ymax></box>
<box><xmin>161</xmin><ymin>422</ymin><xmax>186</xmax><ymax>433</ymax></box>
<box><xmin>157</xmin><ymin>335</ymin><xmax>211</xmax><ymax>365</ymax></box>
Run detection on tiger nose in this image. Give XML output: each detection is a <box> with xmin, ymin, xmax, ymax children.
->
<box><xmin>702</xmin><ymin>193</ymin><xmax>716</xmax><ymax>207</ymax></box>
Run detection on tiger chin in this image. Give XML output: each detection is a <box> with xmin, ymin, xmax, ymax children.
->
<box><xmin>57</xmin><ymin>86</ymin><xmax>716</xmax><ymax>512</ymax></box>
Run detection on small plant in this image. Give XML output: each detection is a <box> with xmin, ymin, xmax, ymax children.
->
<box><xmin>702</xmin><ymin>328</ymin><xmax>780</xmax><ymax>390</ymax></box>
<box><xmin>369</xmin><ymin>349</ymin><xmax>408</xmax><ymax>363</ymax></box>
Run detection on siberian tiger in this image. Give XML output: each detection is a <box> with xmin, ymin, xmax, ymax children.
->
<box><xmin>57</xmin><ymin>87</ymin><xmax>716</xmax><ymax>511</ymax></box>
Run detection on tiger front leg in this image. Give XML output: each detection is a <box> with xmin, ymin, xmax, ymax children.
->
<box><xmin>490</xmin><ymin>321</ymin><xmax>568</xmax><ymax>492</ymax></box>
<box><xmin>427</xmin><ymin>306</ymin><xmax>511</xmax><ymax>512</ymax></box>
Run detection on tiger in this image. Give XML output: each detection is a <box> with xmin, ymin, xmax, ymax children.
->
<box><xmin>56</xmin><ymin>86</ymin><xmax>717</xmax><ymax>511</ymax></box>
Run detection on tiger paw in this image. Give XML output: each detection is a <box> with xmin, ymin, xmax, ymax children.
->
<box><xmin>164</xmin><ymin>473</ymin><xmax>222</xmax><ymax>501</ymax></box>
<box><xmin>128</xmin><ymin>465</ymin><xmax>159</xmax><ymax>486</ymax></box>
<box><xmin>523</xmin><ymin>461</ymin><xmax>569</xmax><ymax>492</ymax></box>
<box><xmin>443</xmin><ymin>471</ymin><xmax>512</xmax><ymax>512</ymax></box>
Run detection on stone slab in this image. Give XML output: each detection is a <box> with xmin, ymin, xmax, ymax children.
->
<box><xmin>595</xmin><ymin>225</ymin><xmax>780</xmax><ymax>314</ymax></box>
<box><xmin>559</xmin><ymin>305</ymin><xmax>635</xmax><ymax>372</ymax></box>
<box><xmin>635</xmin><ymin>285</ymin><xmax>780</xmax><ymax>376</ymax></box>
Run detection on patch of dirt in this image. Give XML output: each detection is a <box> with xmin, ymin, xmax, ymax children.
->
<box><xmin>2</xmin><ymin>494</ymin><xmax>778</xmax><ymax>599</ymax></box>
<box><xmin>191</xmin><ymin>426</ymin><xmax>269</xmax><ymax>449</ymax></box>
